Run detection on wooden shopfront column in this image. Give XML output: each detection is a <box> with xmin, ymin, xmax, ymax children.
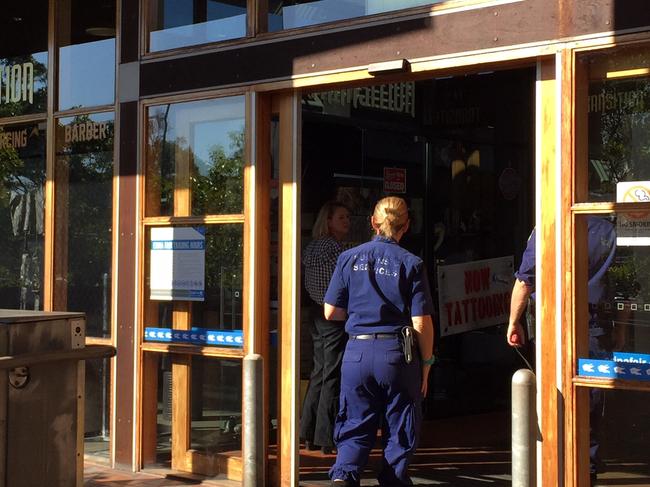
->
<box><xmin>536</xmin><ymin>53</ymin><xmax>563</xmax><ymax>486</ymax></box>
<box><xmin>277</xmin><ymin>91</ymin><xmax>301</xmax><ymax>487</ymax></box>
<box><xmin>113</xmin><ymin>0</ymin><xmax>140</xmax><ymax>468</ymax></box>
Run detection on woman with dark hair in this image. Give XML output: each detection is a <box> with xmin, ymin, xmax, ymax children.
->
<box><xmin>300</xmin><ymin>200</ymin><xmax>351</xmax><ymax>454</ymax></box>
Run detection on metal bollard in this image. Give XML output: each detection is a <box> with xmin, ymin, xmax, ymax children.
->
<box><xmin>243</xmin><ymin>354</ymin><xmax>265</xmax><ymax>487</ymax></box>
<box><xmin>512</xmin><ymin>368</ymin><xmax>536</xmax><ymax>487</ymax></box>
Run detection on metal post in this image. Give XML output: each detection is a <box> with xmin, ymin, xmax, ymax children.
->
<box><xmin>512</xmin><ymin>368</ymin><xmax>536</xmax><ymax>487</ymax></box>
<box><xmin>243</xmin><ymin>353</ymin><xmax>265</xmax><ymax>487</ymax></box>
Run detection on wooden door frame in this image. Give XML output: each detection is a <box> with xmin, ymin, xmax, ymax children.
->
<box><xmin>562</xmin><ymin>38</ymin><xmax>650</xmax><ymax>487</ymax></box>
<box><xmin>136</xmin><ymin>89</ymin><xmax>270</xmax><ymax>480</ymax></box>
<box><xmin>276</xmin><ymin>91</ymin><xmax>301</xmax><ymax>487</ymax></box>
<box><xmin>536</xmin><ymin>54</ymin><xmax>562</xmax><ymax>487</ymax></box>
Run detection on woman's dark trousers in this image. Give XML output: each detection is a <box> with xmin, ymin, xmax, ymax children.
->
<box><xmin>300</xmin><ymin>304</ymin><xmax>347</xmax><ymax>448</ymax></box>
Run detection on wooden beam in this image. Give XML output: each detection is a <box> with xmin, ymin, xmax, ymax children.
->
<box><xmin>569</xmin><ymin>47</ymin><xmax>595</xmax><ymax>487</ymax></box>
<box><xmin>242</xmin><ymin>91</ymin><xmax>272</xmax><ymax>483</ymax></box>
<box><xmin>113</xmin><ymin>100</ymin><xmax>139</xmax><ymax>468</ymax></box>
<box><xmin>254</xmin><ymin>92</ymin><xmax>272</xmax><ymax>483</ymax></box>
<box><xmin>42</xmin><ymin>0</ymin><xmax>57</xmax><ymax>312</ymax></box>
<box><xmin>277</xmin><ymin>92</ymin><xmax>300</xmax><ymax>487</ymax></box>
<box><xmin>53</xmin><ymin>149</ymin><xmax>69</xmax><ymax>311</ymax></box>
<box><xmin>537</xmin><ymin>55</ymin><xmax>559</xmax><ymax>487</ymax></box>
<box><xmin>140</xmin><ymin>352</ymin><xmax>159</xmax><ymax>465</ymax></box>
<box><xmin>171</xmin><ymin>351</ymin><xmax>191</xmax><ymax>471</ymax></box>
<box><xmin>561</xmin><ymin>47</ymin><xmax>578</xmax><ymax>487</ymax></box>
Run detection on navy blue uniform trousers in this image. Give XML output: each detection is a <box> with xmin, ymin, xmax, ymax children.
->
<box><xmin>330</xmin><ymin>336</ymin><xmax>422</xmax><ymax>486</ymax></box>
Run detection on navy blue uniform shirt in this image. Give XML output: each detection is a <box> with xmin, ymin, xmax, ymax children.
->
<box><xmin>515</xmin><ymin>216</ymin><xmax>616</xmax><ymax>304</ymax></box>
<box><xmin>324</xmin><ymin>235</ymin><xmax>434</xmax><ymax>335</ymax></box>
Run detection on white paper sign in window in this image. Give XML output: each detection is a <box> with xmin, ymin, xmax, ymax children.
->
<box><xmin>150</xmin><ymin>226</ymin><xmax>206</xmax><ymax>301</ymax></box>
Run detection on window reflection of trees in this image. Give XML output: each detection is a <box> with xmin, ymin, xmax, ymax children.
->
<box><xmin>0</xmin><ymin>125</ymin><xmax>45</xmax><ymax>310</ymax></box>
<box><xmin>192</xmin><ymin>129</ymin><xmax>244</xmax><ymax>216</ymax></box>
<box><xmin>588</xmin><ymin>70</ymin><xmax>650</xmax><ymax>354</ymax></box>
<box><xmin>0</xmin><ymin>55</ymin><xmax>48</xmax><ymax>118</ymax></box>
<box><xmin>147</xmin><ymin>101</ymin><xmax>245</xmax><ymax>331</ymax></box>
<box><xmin>58</xmin><ymin>114</ymin><xmax>114</xmax><ymax>336</ymax></box>
<box><xmin>202</xmin><ymin>225</ymin><xmax>243</xmax><ymax>330</ymax></box>
<box><xmin>147</xmin><ymin>106</ymin><xmax>176</xmax><ymax>215</ymax></box>
<box><xmin>589</xmin><ymin>76</ymin><xmax>650</xmax><ymax>200</ymax></box>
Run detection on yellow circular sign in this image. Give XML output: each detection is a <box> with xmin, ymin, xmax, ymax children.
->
<box><xmin>622</xmin><ymin>185</ymin><xmax>650</xmax><ymax>219</ymax></box>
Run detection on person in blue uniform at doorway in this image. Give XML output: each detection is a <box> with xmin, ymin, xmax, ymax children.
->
<box><xmin>506</xmin><ymin>215</ymin><xmax>626</xmax><ymax>485</ymax></box>
<box><xmin>323</xmin><ymin>196</ymin><xmax>435</xmax><ymax>487</ymax></box>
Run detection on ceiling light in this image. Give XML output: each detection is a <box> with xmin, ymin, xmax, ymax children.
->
<box><xmin>86</xmin><ymin>26</ymin><xmax>116</xmax><ymax>37</ymax></box>
<box><xmin>606</xmin><ymin>67</ymin><xmax>650</xmax><ymax>79</ymax></box>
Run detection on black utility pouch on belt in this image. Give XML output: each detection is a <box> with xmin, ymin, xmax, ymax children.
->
<box><xmin>401</xmin><ymin>326</ymin><xmax>414</xmax><ymax>364</ymax></box>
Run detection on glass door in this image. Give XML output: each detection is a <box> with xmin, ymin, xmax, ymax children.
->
<box><xmin>141</xmin><ymin>94</ymin><xmax>250</xmax><ymax>479</ymax></box>
<box><xmin>570</xmin><ymin>43</ymin><xmax>650</xmax><ymax>486</ymax></box>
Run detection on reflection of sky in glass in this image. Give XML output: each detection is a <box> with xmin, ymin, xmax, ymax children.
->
<box><xmin>269</xmin><ymin>0</ymin><xmax>440</xmax><ymax>31</ymax></box>
<box><xmin>151</xmin><ymin>0</ymin><xmax>246</xmax><ymax>51</ymax></box>
<box><xmin>192</xmin><ymin>119</ymin><xmax>244</xmax><ymax>176</ymax></box>
<box><xmin>148</xmin><ymin>96</ymin><xmax>244</xmax><ymax>172</ymax></box>
<box><xmin>163</xmin><ymin>0</ymin><xmax>193</xmax><ymax>28</ymax></box>
<box><xmin>58</xmin><ymin>38</ymin><xmax>115</xmax><ymax>110</ymax></box>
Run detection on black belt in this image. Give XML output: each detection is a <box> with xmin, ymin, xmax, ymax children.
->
<box><xmin>351</xmin><ymin>333</ymin><xmax>398</xmax><ymax>340</ymax></box>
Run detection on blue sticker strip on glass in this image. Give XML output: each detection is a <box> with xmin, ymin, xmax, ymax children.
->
<box><xmin>144</xmin><ymin>327</ymin><xmax>243</xmax><ymax>347</ymax></box>
<box><xmin>578</xmin><ymin>358</ymin><xmax>650</xmax><ymax>381</ymax></box>
<box><xmin>612</xmin><ymin>351</ymin><xmax>650</xmax><ymax>364</ymax></box>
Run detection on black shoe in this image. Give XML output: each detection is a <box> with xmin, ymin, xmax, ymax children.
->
<box><xmin>304</xmin><ymin>440</ymin><xmax>318</xmax><ymax>451</ymax></box>
<box><xmin>321</xmin><ymin>446</ymin><xmax>334</xmax><ymax>454</ymax></box>
<box><xmin>590</xmin><ymin>472</ymin><xmax>597</xmax><ymax>486</ymax></box>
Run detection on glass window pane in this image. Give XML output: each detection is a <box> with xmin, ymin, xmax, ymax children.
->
<box><xmin>55</xmin><ymin>112</ymin><xmax>114</xmax><ymax>338</ymax></box>
<box><xmin>582</xmin><ymin>45</ymin><xmax>650</xmax><ymax>202</ymax></box>
<box><xmin>190</xmin><ymin>357</ymin><xmax>242</xmax><ymax>455</ymax></box>
<box><xmin>146</xmin><ymin>96</ymin><xmax>245</xmax><ymax>217</ymax></box>
<box><xmin>0</xmin><ymin>1</ymin><xmax>48</xmax><ymax>117</ymax></box>
<box><xmin>85</xmin><ymin>358</ymin><xmax>111</xmax><ymax>461</ymax></box>
<box><xmin>576</xmin><ymin>214</ymin><xmax>650</xmax><ymax>362</ymax></box>
<box><xmin>147</xmin><ymin>353</ymin><xmax>171</xmax><ymax>468</ymax></box>
<box><xmin>148</xmin><ymin>0</ymin><xmax>247</xmax><ymax>52</ymax></box>
<box><xmin>57</xmin><ymin>0</ymin><xmax>116</xmax><ymax>110</ymax></box>
<box><xmin>0</xmin><ymin>122</ymin><xmax>46</xmax><ymax>310</ymax></box>
<box><xmin>144</xmin><ymin>224</ymin><xmax>243</xmax><ymax>341</ymax></box>
<box><xmin>587</xmin><ymin>388</ymin><xmax>650</xmax><ymax>484</ymax></box>
<box><xmin>268</xmin><ymin>0</ymin><xmax>442</xmax><ymax>31</ymax></box>
<box><xmin>191</xmin><ymin>224</ymin><xmax>243</xmax><ymax>333</ymax></box>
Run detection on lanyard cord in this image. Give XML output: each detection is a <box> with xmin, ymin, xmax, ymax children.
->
<box><xmin>514</xmin><ymin>346</ymin><xmax>534</xmax><ymax>372</ymax></box>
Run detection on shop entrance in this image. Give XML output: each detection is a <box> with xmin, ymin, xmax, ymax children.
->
<box><xmin>297</xmin><ymin>67</ymin><xmax>536</xmax><ymax>485</ymax></box>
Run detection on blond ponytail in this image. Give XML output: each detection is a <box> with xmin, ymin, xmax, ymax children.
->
<box><xmin>373</xmin><ymin>196</ymin><xmax>409</xmax><ymax>239</ymax></box>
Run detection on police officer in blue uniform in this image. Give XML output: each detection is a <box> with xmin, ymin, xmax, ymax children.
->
<box><xmin>323</xmin><ymin>196</ymin><xmax>435</xmax><ymax>487</ymax></box>
<box><xmin>507</xmin><ymin>216</ymin><xmax>626</xmax><ymax>485</ymax></box>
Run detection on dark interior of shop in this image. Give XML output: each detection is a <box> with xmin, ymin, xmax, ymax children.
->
<box><xmin>298</xmin><ymin>67</ymin><xmax>536</xmax><ymax>484</ymax></box>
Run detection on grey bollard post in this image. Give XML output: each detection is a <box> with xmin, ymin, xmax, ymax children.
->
<box><xmin>512</xmin><ymin>368</ymin><xmax>536</xmax><ymax>487</ymax></box>
<box><xmin>243</xmin><ymin>354</ymin><xmax>265</xmax><ymax>487</ymax></box>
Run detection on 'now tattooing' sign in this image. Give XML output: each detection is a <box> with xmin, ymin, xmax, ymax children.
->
<box><xmin>437</xmin><ymin>256</ymin><xmax>514</xmax><ymax>337</ymax></box>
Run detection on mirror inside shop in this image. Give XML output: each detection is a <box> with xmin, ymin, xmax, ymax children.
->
<box><xmin>298</xmin><ymin>68</ymin><xmax>535</xmax><ymax>436</ymax></box>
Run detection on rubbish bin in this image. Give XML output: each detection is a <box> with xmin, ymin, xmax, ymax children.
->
<box><xmin>0</xmin><ymin>310</ymin><xmax>115</xmax><ymax>487</ymax></box>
